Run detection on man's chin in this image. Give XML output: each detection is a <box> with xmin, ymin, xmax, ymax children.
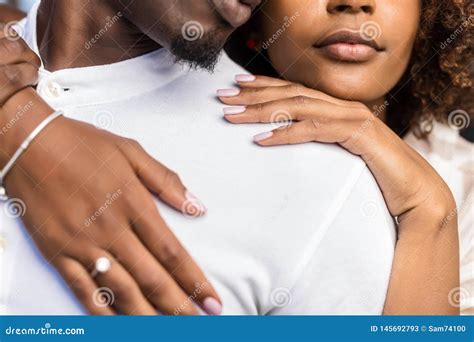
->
<box><xmin>170</xmin><ymin>28</ymin><xmax>229</xmax><ymax>72</ymax></box>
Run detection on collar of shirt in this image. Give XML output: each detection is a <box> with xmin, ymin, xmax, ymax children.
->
<box><xmin>20</xmin><ymin>0</ymin><xmax>187</xmax><ymax>108</ymax></box>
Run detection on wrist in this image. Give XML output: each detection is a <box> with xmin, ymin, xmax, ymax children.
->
<box><xmin>0</xmin><ymin>88</ymin><xmax>55</xmax><ymax>165</ymax></box>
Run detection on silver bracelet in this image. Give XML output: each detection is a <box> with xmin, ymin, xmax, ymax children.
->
<box><xmin>0</xmin><ymin>110</ymin><xmax>64</xmax><ymax>201</ymax></box>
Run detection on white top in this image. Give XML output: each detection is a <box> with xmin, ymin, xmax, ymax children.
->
<box><xmin>0</xmin><ymin>2</ymin><xmax>396</xmax><ymax>315</ymax></box>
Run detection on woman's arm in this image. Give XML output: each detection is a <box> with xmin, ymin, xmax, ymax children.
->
<box><xmin>0</xmin><ymin>35</ymin><xmax>222</xmax><ymax>315</ymax></box>
<box><xmin>217</xmin><ymin>75</ymin><xmax>460</xmax><ymax>315</ymax></box>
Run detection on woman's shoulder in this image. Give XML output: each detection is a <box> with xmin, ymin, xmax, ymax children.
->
<box><xmin>405</xmin><ymin>121</ymin><xmax>473</xmax><ymax>168</ymax></box>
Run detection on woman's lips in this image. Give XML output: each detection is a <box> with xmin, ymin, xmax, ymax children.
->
<box><xmin>319</xmin><ymin>43</ymin><xmax>378</xmax><ymax>62</ymax></box>
<box><xmin>211</xmin><ymin>0</ymin><xmax>261</xmax><ymax>28</ymax></box>
<box><xmin>315</xmin><ymin>30</ymin><xmax>384</xmax><ymax>62</ymax></box>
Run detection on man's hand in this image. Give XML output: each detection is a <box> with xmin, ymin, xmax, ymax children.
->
<box><xmin>2</xmin><ymin>109</ymin><xmax>221</xmax><ymax>315</ymax></box>
<box><xmin>0</xmin><ymin>23</ymin><xmax>221</xmax><ymax>315</ymax></box>
<box><xmin>0</xmin><ymin>4</ymin><xmax>25</xmax><ymax>24</ymax></box>
<box><xmin>0</xmin><ymin>27</ymin><xmax>40</xmax><ymax>104</ymax></box>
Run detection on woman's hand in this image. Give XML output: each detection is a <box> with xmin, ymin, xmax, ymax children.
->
<box><xmin>1</xmin><ymin>90</ymin><xmax>221</xmax><ymax>316</ymax></box>
<box><xmin>218</xmin><ymin>75</ymin><xmax>460</xmax><ymax>314</ymax></box>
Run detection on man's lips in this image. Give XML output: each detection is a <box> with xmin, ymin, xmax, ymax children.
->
<box><xmin>211</xmin><ymin>0</ymin><xmax>261</xmax><ymax>28</ymax></box>
<box><xmin>314</xmin><ymin>30</ymin><xmax>384</xmax><ymax>62</ymax></box>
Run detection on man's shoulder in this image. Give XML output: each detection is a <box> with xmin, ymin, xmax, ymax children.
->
<box><xmin>216</xmin><ymin>52</ymin><xmax>249</xmax><ymax>75</ymax></box>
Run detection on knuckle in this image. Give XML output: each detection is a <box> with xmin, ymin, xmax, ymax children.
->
<box><xmin>69</xmin><ymin>277</ymin><xmax>90</xmax><ymax>298</ymax></box>
<box><xmin>288</xmin><ymin>83</ymin><xmax>304</xmax><ymax>96</ymax></box>
<box><xmin>113</xmin><ymin>281</ymin><xmax>135</xmax><ymax>299</ymax></box>
<box><xmin>161</xmin><ymin>169</ymin><xmax>181</xmax><ymax>191</ymax></box>
<box><xmin>24</xmin><ymin>64</ymin><xmax>39</xmax><ymax>84</ymax></box>
<box><xmin>26</xmin><ymin>50</ymin><xmax>41</xmax><ymax>67</ymax></box>
<box><xmin>124</xmin><ymin>138</ymin><xmax>142</xmax><ymax>151</ymax></box>
<box><xmin>0</xmin><ymin>38</ymin><xmax>22</xmax><ymax>55</ymax></box>
<box><xmin>14</xmin><ymin>39</ymin><xmax>26</xmax><ymax>54</ymax></box>
<box><xmin>159</xmin><ymin>239</ymin><xmax>184</xmax><ymax>267</ymax></box>
<box><xmin>246</xmin><ymin>87</ymin><xmax>261</xmax><ymax>97</ymax></box>
<box><xmin>120</xmin><ymin>138</ymin><xmax>145</xmax><ymax>157</ymax></box>
<box><xmin>146</xmin><ymin>280</ymin><xmax>175</xmax><ymax>304</ymax></box>
<box><xmin>279</xmin><ymin>125</ymin><xmax>292</xmax><ymax>145</ymax></box>
<box><xmin>1</xmin><ymin>65</ymin><xmax>20</xmax><ymax>85</ymax></box>
<box><xmin>253</xmin><ymin>102</ymin><xmax>265</xmax><ymax>113</ymax></box>
<box><xmin>140</xmin><ymin>274</ymin><xmax>164</xmax><ymax>296</ymax></box>
<box><xmin>310</xmin><ymin>118</ymin><xmax>323</xmax><ymax>131</ymax></box>
<box><xmin>293</xmin><ymin>95</ymin><xmax>310</xmax><ymax>107</ymax></box>
<box><xmin>358</xmin><ymin>108</ymin><xmax>373</xmax><ymax>120</ymax></box>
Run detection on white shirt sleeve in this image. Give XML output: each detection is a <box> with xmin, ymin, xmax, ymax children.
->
<box><xmin>268</xmin><ymin>167</ymin><xmax>396</xmax><ymax>315</ymax></box>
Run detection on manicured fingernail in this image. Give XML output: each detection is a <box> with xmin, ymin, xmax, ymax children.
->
<box><xmin>202</xmin><ymin>297</ymin><xmax>222</xmax><ymax>315</ymax></box>
<box><xmin>223</xmin><ymin>106</ymin><xmax>246</xmax><ymax>115</ymax></box>
<box><xmin>216</xmin><ymin>89</ymin><xmax>240</xmax><ymax>97</ymax></box>
<box><xmin>183</xmin><ymin>190</ymin><xmax>207</xmax><ymax>217</ymax></box>
<box><xmin>254</xmin><ymin>131</ymin><xmax>274</xmax><ymax>142</ymax></box>
<box><xmin>235</xmin><ymin>74</ymin><xmax>256</xmax><ymax>83</ymax></box>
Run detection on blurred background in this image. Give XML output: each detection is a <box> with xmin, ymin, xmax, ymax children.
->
<box><xmin>0</xmin><ymin>0</ymin><xmax>35</xmax><ymax>12</ymax></box>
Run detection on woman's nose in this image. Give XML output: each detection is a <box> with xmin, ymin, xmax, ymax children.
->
<box><xmin>326</xmin><ymin>0</ymin><xmax>376</xmax><ymax>15</ymax></box>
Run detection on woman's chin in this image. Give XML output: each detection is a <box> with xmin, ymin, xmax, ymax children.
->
<box><xmin>309</xmin><ymin>81</ymin><xmax>388</xmax><ymax>104</ymax></box>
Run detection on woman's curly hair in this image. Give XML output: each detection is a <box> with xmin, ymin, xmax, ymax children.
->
<box><xmin>390</xmin><ymin>0</ymin><xmax>473</xmax><ymax>137</ymax></box>
<box><xmin>225</xmin><ymin>0</ymin><xmax>473</xmax><ymax>138</ymax></box>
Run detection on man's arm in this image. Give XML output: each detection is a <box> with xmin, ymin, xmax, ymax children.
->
<box><xmin>0</xmin><ymin>37</ymin><xmax>222</xmax><ymax>315</ymax></box>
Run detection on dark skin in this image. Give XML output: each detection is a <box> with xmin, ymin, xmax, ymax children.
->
<box><xmin>0</xmin><ymin>0</ymin><xmax>256</xmax><ymax>315</ymax></box>
<box><xmin>36</xmin><ymin>0</ymin><xmax>236</xmax><ymax>71</ymax></box>
<box><xmin>219</xmin><ymin>0</ymin><xmax>460</xmax><ymax>314</ymax></box>
<box><xmin>1</xmin><ymin>0</ymin><xmax>459</xmax><ymax>316</ymax></box>
<box><xmin>0</xmin><ymin>4</ymin><xmax>24</xmax><ymax>22</ymax></box>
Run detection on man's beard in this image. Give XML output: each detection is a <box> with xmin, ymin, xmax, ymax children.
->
<box><xmin>169</xmin><ymin>28</ymin><xmax>228</xmax><ymax>72</ymax></box>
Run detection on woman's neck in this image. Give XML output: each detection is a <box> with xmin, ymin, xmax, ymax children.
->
<box><xmin>36</xmin><ymin>0</ymin><xmax>160</xmax><ymax>71</ymax></box>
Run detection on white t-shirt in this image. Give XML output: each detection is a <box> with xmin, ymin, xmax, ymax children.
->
<box><xmin>0</xmin><ymin>2</ymin><xmax>396</xmax><ymax>315</ymax></box>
